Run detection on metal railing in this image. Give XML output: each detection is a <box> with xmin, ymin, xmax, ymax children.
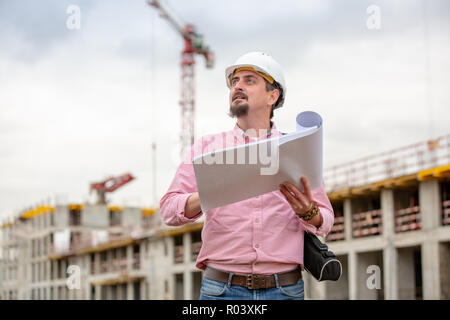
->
<box><xmin>395</xmin><ymin>205</ymin><xmax>421</xmax><ymax>233</ymax></box>
<box><xmin>174</xmin><ymin>245</ymin><xmax>184</xmax><ymax>264</ymax></box>
<box><xmin>352</xmin><ymin>209</ymin><xmax>382</xmax><ymax>238</ymax></box>
<box><xmin>326</xmin><ymin>216</ymin><xmax>345</xmax><ymax>242</ymax></box>
<box><xmin>324</xmin><ymin>134</ymin><xmax>450</xmax><ymax>192</ymax></box>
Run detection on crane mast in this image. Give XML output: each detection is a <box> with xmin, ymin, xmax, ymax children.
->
<box><xmin>148</xmin><ymin>0</ymin><xmax>214</xmax><ymax>158</ymax></box>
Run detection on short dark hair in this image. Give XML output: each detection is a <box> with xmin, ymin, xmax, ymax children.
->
<box><xmin>265</xmin><ymin>81</ymin><xmax>283</xmax><ymax>120</ymax></box>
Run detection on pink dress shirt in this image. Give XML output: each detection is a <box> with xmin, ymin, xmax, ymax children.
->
<box><xmin>160</xmin><ymin>123</ymin><xmax>334</xmax><ymax>275</ymax></box>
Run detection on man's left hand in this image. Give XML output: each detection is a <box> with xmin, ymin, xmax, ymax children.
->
<box><xmin>279</xmin><ymin>176</ymin><xmax>314</xmax><ymax>217</ymax></box>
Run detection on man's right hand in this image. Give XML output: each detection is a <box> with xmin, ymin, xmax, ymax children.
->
<box><xmin>185</xmin><ymin>192</ymin><xmax>202</xmax><ymax>218</ymax></box>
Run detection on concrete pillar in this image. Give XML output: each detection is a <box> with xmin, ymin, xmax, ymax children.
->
<box><xmin>344</xmin><ymin>199</ymin><xmax>352</xmax><ymax>241</ymax></box>
<box><xmin>184</xmin><ymin>233</ymin><xmax>192</xmax><ymax>263</ymax></box>
<box><xmin>95</xmin><ymin>285</ymin><xmax>101</xmax><ymax>300</ymax></box>
<box><xmin>381</xmin><ymin>189</ymin><xmax>398</xmax><ymax>299</ymax></box>
<box><xmin>61</xmin><ymin>284</ymin><xmax>66</xmax><ymax>300</ymax></box>
<box><xmin>381</xmin><ymin>189</ymin><xmax>395</xmax><ymax>236</ymax></box>
<box><xmin>61</xmin><ymin>260</ymin><xmax>66</xmax><ymax>282</ymax></box>
<box><xmin>67</xmin><ymin>283</ymin><xmax>72</xmax><ymax>300</ymax></box>
<box><xmin>141</xmin><ymin>280</ymin><xmax>146</xmax><ymax>300</ymax></box>
<box><xmin>312</xmin><ymin>280</ymin><xmax>327</xmax><ymax>300</ymax></box>
<box><xmin>183</xmin><ymin>233</ymin><xmax>192</xmax><ymax>300</ymax></box>
<box><xmin>83</xmin><ymin>256</ymin><xmax>90</xmax><ymax>300</ymax></box>
<box><xmin>383</xmin><ymin>241</ymin><xmax>398</xmax><ymax>300</ymax></box>
<box><xmin>303</xmin><ymin>272</ymin><xmax>312</xmax><ymax>299</ymax></box>
<box><xmin>348</xmin><ymin>250</ymin><xmax>358</xmax><ymax>300</ymax></box>
<box><xmin>419</xmin><ymin>181</ymin><xmax>441</xmax><ymax>230</ymax></box>
<box><xmin>84</xmin><ymin>281</ymin><xmax>90</xmax><ymax>301</ymax></box>
<box><xmin>105</xmin><ymin>285</ymin><xmax>110</xmax><ymax>300</ymax></box>
<box><xmin>303</xmin><ymin>273</ymin><xmax>321</xmax><ymax>300</ymax></box>
<box><xmin>167</xmin><ymin>237</ymin><xmax>174</xmax><ymax>265</ymax></box>
<box><xmin>45</xmin><ymin>260</ymin><xmax>50</xmax><ymax>284</ymax></box>
<box><xmin>127</xmin><ymin>245</ymin><xmax>133</xmax><ymax>271</ymax></box>
<box><xmin>419</xmin><ymin>181</ymin><xmax>441</xmax><ymax>299</ymax></box>
<box><xmin>127</xmin><ymin>282</ymin><xmax>133</xmax><ymax>300</ymax></box>
<box><xmin>422</xmin><ymin>241</ymin><xmax>440</xmax><ymax>299</ymax></box>
<box><xmin>41</xmin><ymin>260</ymin><xmax>45</xmax><ymax>285</ymax></box>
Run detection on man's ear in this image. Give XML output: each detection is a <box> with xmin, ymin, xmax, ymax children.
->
<box><xmin>269</xmin><ymin>88</ymin><xmax>280</xmax><ymax>106</ymax></box>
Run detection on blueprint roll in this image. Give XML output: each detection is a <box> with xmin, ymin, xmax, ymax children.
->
<box><xmin>289</xmin><ymin>110</ymin><xmax>323</xmax><ymax>194</ymax></box>
<box><xmin>193</xmin><ymin>110</ymin><xmax>323</xmax><ymax>211</ymax></box>
<box><xmin>296</xmin><ymin>110</ymin><xmax>323</xmax><ymax>132</ymax></box>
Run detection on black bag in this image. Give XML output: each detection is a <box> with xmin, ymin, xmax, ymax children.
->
<box><xmin>303</xmin><ymin>231</ymin><xmax>342</xmax><ymax>281</ymax></box>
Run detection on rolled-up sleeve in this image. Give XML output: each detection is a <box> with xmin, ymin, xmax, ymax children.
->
<box><xmin>159</xmin><ymin>143</ymin><xmax>203</xmax><ymax>226</ymax></box>
<box><xmin>299</xmin><ymin>181</ymin><xmax>334</xmax><ymax>237</ymax></box>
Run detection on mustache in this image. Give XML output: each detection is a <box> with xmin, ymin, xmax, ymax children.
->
<box><xmin>232</xmin><ymin>92</ymin><xmax>248</xmax><ymax>101</ymax></box>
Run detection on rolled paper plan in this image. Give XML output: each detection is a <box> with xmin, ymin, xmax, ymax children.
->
<box><xmin>193</xmin><ymin>110</ymin><xmax>323</xmax><ymax>212</ymax></box>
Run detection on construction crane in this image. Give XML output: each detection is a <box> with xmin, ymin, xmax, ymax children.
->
<box><xmin>90</xmin><ymin>173</ymin><xmax>136</xmax><ymax>204</ymax></box>
<box><xmin>148</xmin><ymin>0</ymin><xmax>215</xmax><ymax>158</ymax></box>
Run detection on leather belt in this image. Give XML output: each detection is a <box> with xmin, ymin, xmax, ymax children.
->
<box><xmin>204</xmin><ymin>266</ymin><xmax>302</xmax><ymax>290</ymax></box>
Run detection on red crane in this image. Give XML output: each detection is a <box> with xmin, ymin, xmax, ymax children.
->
<box><xmin>90</xmin><ymin>173</ymin><xmax>135</xmax><ymax>204</ymax></box>
<box><xmin>148</xmin><ymin>0</ymin><xmax>215</xmax><ymax>158</ymax></box>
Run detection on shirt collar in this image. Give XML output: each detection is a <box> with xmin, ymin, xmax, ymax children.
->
<box><xmin>233</xmin><ymin>121</ymin><xmax>281</xmax><ymax>142</ymax></box>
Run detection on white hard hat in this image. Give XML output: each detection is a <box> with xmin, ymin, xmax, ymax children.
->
<box><xmin>225</xmin><ymin>51</ymin><xmax>286</xmax><ymax>109</ymax></box>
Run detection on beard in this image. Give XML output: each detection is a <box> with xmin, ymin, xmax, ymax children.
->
<box><xmin>228</xmin><ymin>101</ymin><xmax>249</xmax><ymax>118</ymax></box>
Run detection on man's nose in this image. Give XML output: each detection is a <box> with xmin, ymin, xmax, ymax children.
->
<box><xmin>233</xmin><ymin>87</ymin><xmax>244</xmax><ymax>94</ymax></box>
<box><xmin>232</xmin><ymin>81</ymin><xmax>244</xmax><ymax>93</ymax></box>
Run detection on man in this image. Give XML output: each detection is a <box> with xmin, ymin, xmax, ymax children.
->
<box><xmin>160</xmin><ymin>52</ymin><xmax>334</xmax><ymax>300</ymax></box>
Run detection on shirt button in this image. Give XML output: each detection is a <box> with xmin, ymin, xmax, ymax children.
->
<box><xmin>255</xmin><ymin>219</ymin><xmax>260</xmax><ymax>223</ymax></box>
<box><xmin>255</xmin><ymin>244</ymin><xmax>259</xmax><ymax>248</ymax></box>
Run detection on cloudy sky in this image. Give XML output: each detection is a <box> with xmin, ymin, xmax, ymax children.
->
<box><xmin>0</xmin><ymin>0</ymin><xmax>449</xmax><ymax>223</ymax></box>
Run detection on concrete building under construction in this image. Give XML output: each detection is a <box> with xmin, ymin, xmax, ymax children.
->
<box><xmin>1</xmin><ymin>134</ymin><xmax>449</xmax><ymax>300</ymax></box>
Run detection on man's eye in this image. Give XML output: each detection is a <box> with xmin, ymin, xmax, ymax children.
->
<box><xmin>247</xmin><ymin>79</ymin><xmax>254</xmax><ymax>84</ymax></box>
<box><xmin>231</xmin><ymin>79</ymin><xmax>238</xmax><ymax>86</ymax></box>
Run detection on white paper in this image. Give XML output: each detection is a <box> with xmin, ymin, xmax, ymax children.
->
<box><xmin>193</xmin><ymin>111</ymin><xmax>323</xmax><ymax>211</ymax></box>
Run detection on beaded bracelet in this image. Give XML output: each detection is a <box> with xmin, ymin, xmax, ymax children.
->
<box><xmin>296</xmin><ymin>202</ymin><xmax>319</xmax><ymax>221</ymax></box>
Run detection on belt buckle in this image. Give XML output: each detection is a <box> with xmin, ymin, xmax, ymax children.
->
<box><xmin>246</xmin><ymin>274</ymin><xmax>266</xmax><ymax>290</ymax></box>
<box><xmin>246</xmin><ymin>274</ymin><xmax>254</xmax><ymax>289</ymax></box>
